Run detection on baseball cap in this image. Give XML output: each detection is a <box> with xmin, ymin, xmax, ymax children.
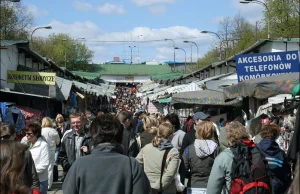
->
<box><xmin>193</xmin><ymin>112</ymin><xmax>209</xmax><ymax>121</ymax></box>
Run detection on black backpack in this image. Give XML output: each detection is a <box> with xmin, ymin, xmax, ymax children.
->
<box><xmin>229</xmin><ymin>140</ymin><xmax>272</xmax><ymax>194</ymax></box>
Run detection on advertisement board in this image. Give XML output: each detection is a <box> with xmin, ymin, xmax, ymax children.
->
<box><xmin>7</xmin><ymin>71</ymin><xmax>56</xmax><ymax>85</ymax></box>
<box><xmin>236</xmin><ymin>51</ymin><xmax>299</xmax><ymax>82</ymax></box>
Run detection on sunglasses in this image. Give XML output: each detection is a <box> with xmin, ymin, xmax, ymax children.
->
<box><xmin>25</xmin><ymin>132</ymin><xmax>34</xmax><ymax>136</ymax></box>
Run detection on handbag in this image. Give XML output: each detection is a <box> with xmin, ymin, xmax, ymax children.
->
<box><xmin>158</xmin><ymin>148</ymin><xmax>171</xmax><ymax>194</ymax></box>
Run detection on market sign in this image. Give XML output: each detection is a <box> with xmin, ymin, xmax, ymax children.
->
<box><xmin>7</xmin><ymin>71</ymin><xmax>56</xmax><ymax>85</ymax></box>
<box><xmin>236</xmin><ymin>50</ymin><xmax>299</xmax><ymax>82</ymax></box>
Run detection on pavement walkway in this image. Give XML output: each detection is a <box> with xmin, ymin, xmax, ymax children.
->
<box><xmin>47</xmin><ymin>165</ymin><xmax>63</xmax><ymax>194</ymax></box>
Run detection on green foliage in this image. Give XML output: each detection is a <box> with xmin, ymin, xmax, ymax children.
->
<box><xmin>0</xmin><ymin>1</ymin><xmax>33</xmax><ymax>40</ymax></box>
<box><xmin>31</xmin><ymin>33</ymin><xmax>94</xmax><ymax>71</ymax></box>
<box><xmin>194</xmin><ymin>0</ymin><xmax>299</xmax><ymax>72</ymax></box>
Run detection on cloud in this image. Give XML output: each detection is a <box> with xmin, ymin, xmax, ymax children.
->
<box><xmin>72</xmin><ymin>1</ymin><xmax>93</xmax><ymax>11</ymax></box>
<box><xmin>230</xmin><ymin>0</ymin><xmax>265</xmax><ymax>24</ymax></box>
<box><xmin>32</xmin><ymin>21</ymin><xmax>215</xmax><ymax>63</ymax></box>
<box><xmin>97</xmin><ymin>3</ymin><xmax>125</xmax><ymax>15</ymax></box>
<box><xmin>148</xmin><ymin>5</ymin><xmax>166</xmax><ymax>15</ymax></box>
<box><xmin>131</xmin><ymin>0</ymin><xmax>175</xmax><ymax>7</ymax></box>
<box><xmin>26</xmin><ymin>4</ymin><xmax>49</xmax><ymax>18</ymax></box>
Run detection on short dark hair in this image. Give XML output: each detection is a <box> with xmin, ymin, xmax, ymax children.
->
<box><xmin>165</xmin><ymin>113</ymin><xmax>180</xmax><ymax>131</ymax></box>
<box><xmin>90</xmin><ymin>114</ymin><xmax>123</xmax><ymax>146</ymax></box>
<box><xmin>260</xmin><ymin>123</ymin><xmax>280</xmax><ymax>139</ymax></box>
<box><xmin>25</xmin><ymin>123</ymin><xmax>41</xmax><ymax>138</ymax></box>
<box><xmin>117</xmin><ymin>111</ymin><xmax>132</xmax><ymax>124</ymax></box>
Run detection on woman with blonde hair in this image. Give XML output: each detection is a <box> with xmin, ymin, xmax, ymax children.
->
<box><xmin>137</xmin><ymin>115</ymin><xmax>159</xmax><ymax>148</ymax></box>
<box><xmin>41</xmin><ymin>117</ymin><xmax>60</xmax><ymax>190</ymax></box>
<box><xmin>182</xmin><ymin>121</ymin><xmax>221</xmax><ymax>194</ymax></box>
<box><xmin>136</xmin><ymin>122</ymin><xmax>180</xmax><ymax>194</ymax></box>
<box><xmin>207</xmin><ymin>121</ymin><xmax>251</xmax><ymax>194</ymax></box>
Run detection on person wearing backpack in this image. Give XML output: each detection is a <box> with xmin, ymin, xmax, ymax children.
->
<box><xmin>257</xmin><ymin>123</ymin><xmax>292</xmax><ymax>194</ymax></box>
<box><xmin>207</xmin><ymin>121</ymin><xmax>272</xmax><ymax>194</ymax></box>
<box><xmin>182</xmin><ymin>121</ymin><xmax>221</xmax><ymax>194</ymax></box>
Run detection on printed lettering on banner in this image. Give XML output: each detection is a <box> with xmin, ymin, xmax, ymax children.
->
<box><xmin>235</xmin><ymin>51</ymin><xmax>299</xmax><ymax>82</ymax></box>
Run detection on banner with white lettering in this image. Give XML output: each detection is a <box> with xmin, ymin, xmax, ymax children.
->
<box><xmin>236</xmin><ymin>51</ymin><xmax>299</xmax><ymax>82</ymax></box>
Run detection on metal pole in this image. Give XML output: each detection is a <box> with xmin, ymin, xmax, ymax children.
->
<box><xmin>64</xmin><ymin>50</ymin><xmax>67</xmax><ymax>68</ymax></box>
<box><xmin>165</xmin><ymin>39</ymin><xmax>176</xmax><ymax>71</ymax></box>
<box><xmin>190</xmin><ymin>43</ymin><xmax>192</xmax><ymax>66</ymax></box>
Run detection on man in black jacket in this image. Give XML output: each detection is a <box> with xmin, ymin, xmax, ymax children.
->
<box><xmin>60</xmin><ymin>112</ymin><xmax>92</xmax><ymax>174</ymax></box>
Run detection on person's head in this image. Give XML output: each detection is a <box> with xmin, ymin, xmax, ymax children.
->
<box><xmin>90</xmin><ymin>114</ymin><xmax>123</xmax><ymax>146</ymax></box>
<box><xmin>260</xmin><ymin>123</ymin><xmax>280</xmax><ymax>140</ymax></box>
<box><xmin>193</xmin><ymin>112</ymin><xmax>209</xmax><ymax>125</ymax></box>
<box><xmin>117</xmin><ymin>111</ymin><xmax>133</xmax><ymax>128</ymax></box>
<box><xmin>0</xmin><ymin>124</ymin><xmax>16</xmax><ymax>141</ymax></box>
<box><xmin>55</xmin><ymin>114</ymin><xmax>64</xmax><ymax>123</ymax></box>
<box><xmin>69</xmin><ymin>112</ymin><xmax>85</xmax><ymax>133</ymax></box>
<box><xmin>195</xmin><ymin>121</ymin><xmax>217</xmax><ymax>142</ymax></box>
<box><xmin>143</xmin><ymin>115</ymin><xmax>158</xmax><ymax>135</ymax></box>
<box><xmin>226</xmin><ymin>121</ymin><xmax>250</xmax><ymax>146</ymax></box>
<box><xmin>232</xmin><ymin>116</ymin><xmax>246</xmax><ymax>126</ymax></box>
<box><xmin>41</xmin><ymin>117</ymin><xmax>54</xmax><ymax>128</ymax></box>
<box><xmin>165</xmin><ymin>113</ymin><xmax>180</xmax><ymax>131</ymax></box>
<box><xmin>0</xmin><ymin>140</ymin><xmax>30</xmax><ymax>194</ymax></box>
<box><xmin>152</xmin><ymin>122</ymin><xmax>174</xmax><ymax>147</ymax></box>
<box><xmin>25</xmin><ymin>122</ymin><xmax>42</xmax><ymax>144</ymax></box>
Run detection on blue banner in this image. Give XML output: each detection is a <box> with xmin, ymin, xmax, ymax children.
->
<box><xmin>236</xmin><ymin>51</ymin><xmax>299</xmax><ymax>82</ymax></box>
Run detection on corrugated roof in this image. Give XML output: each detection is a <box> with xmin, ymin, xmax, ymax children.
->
<box><xmin>56</xmin><ymin>77</ymin><xmax>73</xmax><ymax>101</ymax></box>
<box><xmin>72</xmin><ymin>71</ymin><xmax>100</xmax><ymax>80</ymax></box>
<box><xmin>93</xmin><ymin>64</ymin><xmax>173</xmax><ymax>76</ymax></box>
<box><xmin>0</xmin><ymin>40</ymin><xmax>29</xmax><ymax>46</ymax></box>
<box><xmin>151</xmin><ymin>72</ymin><xmax>183</xmax><ymax>81</ymax></box>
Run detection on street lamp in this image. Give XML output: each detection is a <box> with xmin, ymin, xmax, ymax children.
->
<box><xmin>137</xmin><ymin>35</ymin><xmax>143</xmax><ymax>64</ymax></box>
<box><xmin>30</xmin><ymin>26</ymin><xmax>52</xmax><ymax>42</ymax></box>
<box><xmin>75</xmin><ymin>37</ymin><xmax>85</xmax><ymax>41</ymax></box>
<box><xmin>183</xmin><ymin>40</ymin><xmax>199</xmax><ymax>65</ymax></box>
<box><xmin>129</xmin><ymin>46</ymin><xmax>136</xmax><ymax>64</ymax></box>
<box><xmin>174</xmin><ymin>47</ymin><xmax>187</xmax><ymax>74</ymax></box>
<box><xmin>165</xmin><ymin>38</ymin><xmax>176</xmax><ymax>71</ymax></box>
<box><xmin>240</xmin><ymin>0</ymin><xmax>270</xmax><ymax>39</ymax></box>
<box><xmin>201</xmin><ymin>30</ymin><xmax>222</xmax><ymax>60</ymax></box>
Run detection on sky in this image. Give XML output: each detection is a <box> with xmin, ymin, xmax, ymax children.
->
<box><xmin>22</xmin><ymin>0</ymin><xmax>265</xmax><ymax>64</ymax></box>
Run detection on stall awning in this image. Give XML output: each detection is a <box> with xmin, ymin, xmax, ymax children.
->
<box><xmin>223</xmin><ymin>73</ymin><xmax>300</xmax><ymax>100</ymax></box>
<box><xmin>172</xmin><ymin>89</ymin><xmax>241</xmax><ymax>106</ymax></box>
<box><xmin>158</xmin><ymin>97</ymin><xmax>172</xmax><ymax>104</ymax></box>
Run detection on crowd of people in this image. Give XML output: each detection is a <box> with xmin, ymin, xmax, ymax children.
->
<box><xmin>0</xmin><ymin>105</ymin><xmax>299</xmax><ymax>194</ymax></box>
<box><xmin>0</xmin><ymin>83</ymin><xmax>299</xmax><ymax>194</ymax></box>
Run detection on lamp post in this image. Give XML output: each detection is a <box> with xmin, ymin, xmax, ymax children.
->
<box><xmin>30</xmin><ymin>26</ymin><xmax>52</xmax><ymax>42</ymax></box>
<box><xmin>174</xmin><ymin>47</ymin><xmax>187</xmax><ymax>74</ymax></box>
<box><xmin>137</xmin><ymin>35</ymin><xmax>143</xmax><ymax>64</ymax></box>
<box><xmin>183</xmin><ymin>40</ymin><xmax>199</xmax><ymax>66</ymax></box>
<box><xmin>201</xmin><ymin>30</ymin><xmax>222</xmax><ymax>60</ymax></box>
<box><xmin>240</xmin><ymin>0</ymin><xmax>270</xmax><ymax>39</ymax></box>
<box><xmin>165</xmin><ymin>38</ymin><xmax>176</xmax><ymax>71</ymax></box>
<box><xmin>129</xmin><ymin>46</ymin><xmax>136</xmax><ymax>64</ymax></box>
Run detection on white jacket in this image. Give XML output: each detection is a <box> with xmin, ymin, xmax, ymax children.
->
<box><xmin>30</xmin><ymin>137</ymin><xmax>49</xmax><ymax>182</ymax></box>
<box><xmin>42</xmin><ymin>127</ymin><xmax>60</xmax><ymax>151</ymax></box>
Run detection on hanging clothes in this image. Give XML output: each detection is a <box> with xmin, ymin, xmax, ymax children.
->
<box><xmin>0</xmin><ymin>102</ymin><xmax>7</xmax><ymax>121</ymax></box>
<box><xmin>69</xmin><ymin>92</ymin><xmax>78</xmax><ymax>107</ymax></box>
<box><xmin>3</xmin><ymin>106</ymin><xmax>26</xmax><ymax>134</ymax></box>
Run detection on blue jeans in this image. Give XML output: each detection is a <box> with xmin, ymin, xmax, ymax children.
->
<box><xmin>40</xmin><ymin>180</ymin><xmax>48</xmax><ymax>194</ymax></box>
<box><xmin>54</xmin><ymin>147</ymin><xmax>60</xmax><ymax>165</ymax></box>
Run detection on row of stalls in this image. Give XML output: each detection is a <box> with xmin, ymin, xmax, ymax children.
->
<box><xmin>0</xmin><ymin>40</ymin><xmax>116</xmax><ymax>131</ymax></box>
<box><xmin>138</xmin><ymin>72</ymin><xmax>299</xmax><ymax>130</ymax></box>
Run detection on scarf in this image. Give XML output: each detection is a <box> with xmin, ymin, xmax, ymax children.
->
<box><xmin>158</xmin><ymin>138</ymin><xmax>173</xmax><ymax>151</ymax></box>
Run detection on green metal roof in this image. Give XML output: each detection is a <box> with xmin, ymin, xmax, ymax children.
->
<box><xmin>0</xmin><ymin>40</ymin><xmax>29</xmax><ymax>46</ymax></box>
<box><xmin>72</xmin><ymin>71</ymin><xmax>101</xmax><ymax>80</ymax></box>
<box><xmin>151</xmin><ymin>72</ymin><xmax>183</xmax><ymax>81</ymax></box>
<box><xmin>73</xmin><ymin>64</ymin><xmax>173</xmax><ymax>78</ymax></box>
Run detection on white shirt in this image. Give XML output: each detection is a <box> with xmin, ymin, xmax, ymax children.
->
<box><xmin>29</xmin><ymin>138</ymin><xmax>49</xmax><ymax>182</ymax></box>
<box><xmin>42</xmin><ymin>127</ymin><xmax>60</xmax><ymax>152</ymax></box>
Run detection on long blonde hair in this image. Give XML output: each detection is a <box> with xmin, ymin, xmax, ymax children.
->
<box><xmin>152</xmin><ymin>122</ymin><xmax>174</xmax><ymax>147</ymax></box>
<box><xmin>143</xmin><ymin>115</ymin><xmax>158</xmax><ymax>134</ymax></box>
<box><xmin>41</xmin><ymin>117</ymin><xmax>54</xmax><ymax>128</ymax></box>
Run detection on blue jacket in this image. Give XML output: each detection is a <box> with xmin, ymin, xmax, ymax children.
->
<box><xmin>257</xmin><ymin>139</ymin><xmax>291</xmax><ymax>194</ymax></box>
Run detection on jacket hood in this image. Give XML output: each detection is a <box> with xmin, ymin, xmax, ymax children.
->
<box><xmin>93</xmin><ymin>143</ymin><xmax>124</xmax><ymax>154</ymax></box>
<box><xmin>258</xmin><ymin>139</ymin><xmax>281</xmax><ymax>156</ymax></box>
<box><xmin>194</xmin><ymin>140</ymin><xmax>218</xmax><ymax>158</ymax></box>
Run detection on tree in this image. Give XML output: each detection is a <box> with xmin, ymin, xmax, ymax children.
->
<box><xmin>32</xmin><ymin>33</ymin><xmax>94</xmax><ymax>71</ymax></box>
<box><xmin>0</xmin><ymin>1</ymin><xmax>33</xmax><ymax>39</ymax></box>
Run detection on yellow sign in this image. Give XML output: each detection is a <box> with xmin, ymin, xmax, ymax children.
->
<box><xmin>7</xmin><ymin>71</ymin><xmax>56</xmax><ymax>85</ymax></box>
